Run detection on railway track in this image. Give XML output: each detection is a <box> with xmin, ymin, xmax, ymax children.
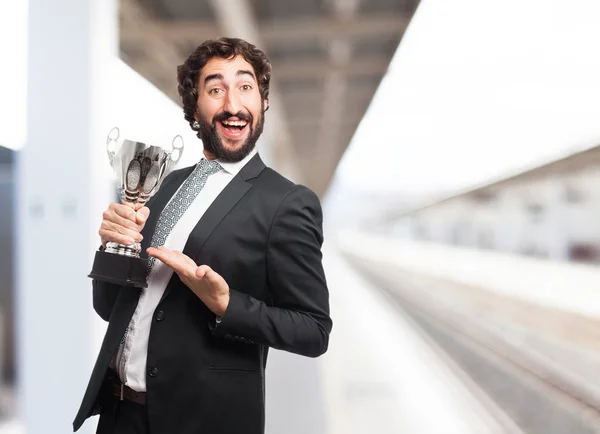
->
<box><xmin>347</xmin><ymin>257</ymin><xmax>600</xmax><ymax>434</ymax></box>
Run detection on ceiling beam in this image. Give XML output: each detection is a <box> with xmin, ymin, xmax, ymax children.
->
<box><xmin>120</xmin><ymin>13</ymin><xmax>410</xmax><ymax>47</ymax></box>
<box><xmin>275</xmin><ymin>55</ymin><xmax>389</xmax><ymax>80</ymax></box>
<box><xmin>126</xmin><ymin>43</ymin><xmax>390</xmax><ymax>81</ymax></box>
<box><xmin>281</xmin><ymin>86</ymin><xmax>376</xmax><ymax>104</ymax></box>
<box><xmin>263</xmin><ymin>13</ymin><xmax>409</xmax><ymax>44</ymax></box>
<box><xmin>290</xmin><ymin>113</ymin><xmax>365</xmax><ymax>128</ymax></box>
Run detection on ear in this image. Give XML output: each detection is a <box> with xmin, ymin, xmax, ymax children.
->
<box><xmin>264</xmin><ymin>99</ymin><xmax>269</xmax><ymax>112</ymax></box>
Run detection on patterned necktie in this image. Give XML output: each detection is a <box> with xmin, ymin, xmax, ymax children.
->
<box><xmin>147</xmin><ymin>158</ymin><xmax>222</xmax><ymax>271</ymax></box>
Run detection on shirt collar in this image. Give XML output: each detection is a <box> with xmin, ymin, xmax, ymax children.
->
<box><xmin>212</xmin><ymin>147</ymin><xmax>258</xmax><ymax>176</ymax></box>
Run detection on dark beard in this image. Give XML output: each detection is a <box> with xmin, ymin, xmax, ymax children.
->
<box><xmin>197</xmin><ymin>102</ymin><xmax>265</xmax><ymax>163</ymax></box>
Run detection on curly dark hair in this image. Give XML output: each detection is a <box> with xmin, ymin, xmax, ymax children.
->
<box><xmin>177</xmin><ymin>37</ymin><xmax>272</xmax><ymax>132</ymax></box>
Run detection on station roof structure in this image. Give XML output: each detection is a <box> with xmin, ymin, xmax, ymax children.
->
<box><xmin>120</xmin><ymin>0</ymin><xmax>420</xmax><ymax>196</ymax></box>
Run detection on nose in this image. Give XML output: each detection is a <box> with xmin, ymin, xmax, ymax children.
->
<box><xmin>223</xmin><ymin>89</ymin><xmax>241</xmax><ymax>115</ymax></box>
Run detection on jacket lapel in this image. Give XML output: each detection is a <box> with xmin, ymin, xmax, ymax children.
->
<box><xmin>182</xmin><ymin>175</ymin><xmax>250</xmax><ymax>260</ymax></box>
<box><xmin>160</xmin><ymin>153</ymin><xmax>266</xmax><ymax>303</ymax></box>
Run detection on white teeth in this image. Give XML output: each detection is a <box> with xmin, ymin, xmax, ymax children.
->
<box><xmin>222</xmin><ymin>120</ymin><xmax>247</xmax><ymax>127</ymax></box>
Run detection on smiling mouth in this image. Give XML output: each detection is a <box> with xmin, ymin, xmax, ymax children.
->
<box><xmin>221</xmin><ymin>119</ymin><xmax>248</xmax><ymax>131</ymax></box>
<box><xmin>218</xmin><ymin>119</ymin><xmax>249</xmax><ymax>140</ymax></box>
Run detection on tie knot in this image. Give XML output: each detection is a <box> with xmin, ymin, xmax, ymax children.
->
<box><xmin>198</xmin><ymin>158</ymin><xmax>222</xmax><ymax>176</ymax></box>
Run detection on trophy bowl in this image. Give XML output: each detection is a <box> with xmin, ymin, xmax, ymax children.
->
<box><xmin>88</xmin><ymin>127</ymin><xmax>184</xmax><ymax>288</ymax></box>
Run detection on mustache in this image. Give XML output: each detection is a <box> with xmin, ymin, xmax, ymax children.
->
<box><xmin>213</xmin><ymin>111</ymin><xmax>252</xmax><ymax>124</ymax></box>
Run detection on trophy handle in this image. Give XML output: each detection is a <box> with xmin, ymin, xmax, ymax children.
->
<box><xmin>106</xmin><ymin>127</ymin><xmax>120</xmax><ymax>165</ymax></box>
<box><xmin>169</xmin><ymin>134</ymin><xmax>184</xmax><ymax>167</ymax></box>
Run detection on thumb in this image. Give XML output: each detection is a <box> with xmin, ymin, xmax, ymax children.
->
<box><xmin>136</xmin><ymin>207</ymin><xmax>150</xmax><ymax>224</ymax></box>
<box><xmin>195</xmin><ymin>265</ymin><xmax>211</xmax><ymax>279</ymax></box>
<box><xmin>203</xmin><ymin>267</ymin><xmax>223</xmax><ymax>285</ymax></box>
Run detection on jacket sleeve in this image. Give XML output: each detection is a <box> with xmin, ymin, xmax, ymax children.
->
<box><xmin>92</xmin><ymin>279</ymin><xmax>120</xmax><ymax>322</ymax></box>
<box><xmin>211</xmin><ymin>185</ymin><xmax>332</xmax><ymax>357</ymax></box>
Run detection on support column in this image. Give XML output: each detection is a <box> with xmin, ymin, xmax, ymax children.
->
<box><xmin>17</xmin><ymin>0</ymin><xmax>117</xmax><ymax>432</ymax></box>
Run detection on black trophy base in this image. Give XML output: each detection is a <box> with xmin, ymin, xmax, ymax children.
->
<box><xmin>88</xmin><ymin>250</ymin><xmax>148</xmax><ymax>288</ymax></box>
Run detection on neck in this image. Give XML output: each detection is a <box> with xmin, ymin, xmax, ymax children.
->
<box><xmin>203</xmin><ymin>150</ymin><xmax>217</xmax><ymax>160</ymax></box>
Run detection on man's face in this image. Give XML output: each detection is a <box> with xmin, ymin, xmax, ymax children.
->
<box><xmin>195</xmin><ymin>55</ymin><xmax>267</xmax><ymax>162</ymax></box>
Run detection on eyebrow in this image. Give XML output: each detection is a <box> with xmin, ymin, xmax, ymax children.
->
<box><xmin>204</xmin><ymin>73</ymin><xmax>224</xmax><ymax>85</ymax></box>
<box><xmin>237</xmin><ymin>69</ymin><xmax>256</xmax><ymax>81</ymax></box>
<box><xmin>204</xmin><ymin>70</ymin><xmax>256</xmax><ymax>85</ymax></box>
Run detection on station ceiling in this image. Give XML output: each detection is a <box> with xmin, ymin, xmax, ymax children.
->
<box><xmin>120</xmin><ymin>0</ymin><xmax>420</xmax><ymax>197</ymax></box>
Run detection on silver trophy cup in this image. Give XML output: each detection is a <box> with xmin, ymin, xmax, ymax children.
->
<box><xmin>104</xmin><ymin>127</ymin><xmax>183</xmax><ymax>257</ymax></box>
<box><xmin>88</xmin><ymin>127</ymin><xmax>184</xmax><ymax>287</ymax></box>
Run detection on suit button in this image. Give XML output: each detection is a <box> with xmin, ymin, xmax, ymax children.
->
<box><xmin>148</xmin><ymin>367</ymin><xmax>159</xmax><ymax>378</ymax></box>
<box><xmin>155</xmin><ymin>310</ymin><xmax>165</xmax><ymax>322</ymax></box>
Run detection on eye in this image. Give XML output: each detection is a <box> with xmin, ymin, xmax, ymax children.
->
<box><xmin>209</xmin><ymin>88</ymin><xmax>222</xmax><ymax>95</ymax></box>
<box><xmin>240</xmin><ymin>84</ymin><xmax>252</xmax><ymax>91</ymax></box>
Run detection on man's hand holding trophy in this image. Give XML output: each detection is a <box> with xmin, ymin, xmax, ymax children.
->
<box><xmin>88</xmin><ymin>127</ymin><xmax>183</xmax><ymax>288</ymax></box>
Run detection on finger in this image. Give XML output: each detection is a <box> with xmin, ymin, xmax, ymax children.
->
<box><xmin>203</xmin><ymin>267</ymin><xmax>223</xmax><ymax>286</ymax></box>
<box><xmin>147</xmin><ymin>247</ymin><xmax>172</xmax><ymax>265</ymax></box>
<box><xmin>147</xmin><ymin>246</ymin><xmax>166</xmax><ymax>259</ymax></box>
<box><xmin>152</xmin><ymin>248</ymin><xmax>199</xmax><ymax>279</ymax></box>
<box><xmin>172</xmin><ymin>250</ymin><xmax>198</xmax><ymax>269</ymax></box>
<box><xmin>168</xmin><ymin>249</ymin><xmax>199</xmax><ymax>274</ymax></box>
<box><xmin>147</xmin><ymin>247</ymin><xmax>188</xmax><ymax>274</ymax></box>
<box><xmin>195</xmin><ymin>265</ymin><xmax>212</xmax><ymax>279</ymax></box>
<box><xmin>109</xmin><ymin>203</ymin><xmax>137</xmax><ymax>222</ymax></box>
<box><xmin>103</xmin><ymin>220</ymin><xmax>143</xmax><ymax>242</ymax></box>
<box><xmin>136</xmin><ymin>207</ymin><xmax>150</xmax><ymax>225</ymax></box>
<box><xmin>102</xmin><ymin>209</ymin><xmax>140</xmax><ymax>232</ymax></box>
<box><xmin>99</xmin><ymin>229</ymin><xmax>136</xmax><ymax>246</ymax></box>
<box><xmin>133</xmin><ymin>203</ymin><xmax>144</xmax><ymax>211</ymax></box>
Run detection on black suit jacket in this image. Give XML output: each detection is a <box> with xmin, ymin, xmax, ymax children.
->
<box><xmin>73</xmin><ymin>154</ymin><xmax>332</xmax><ymax>434</ymax></box>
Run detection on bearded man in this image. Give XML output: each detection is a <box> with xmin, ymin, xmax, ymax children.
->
<box><xmin>73</xmin><ymin>37</ymin><xmax>332</xmax><ymax>434</ymax></box>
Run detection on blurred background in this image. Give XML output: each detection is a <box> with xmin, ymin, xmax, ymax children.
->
<box><xmin>2</xmin><ymin>0</ymin><xmax>600</xmax><ymax>432</ymax></box>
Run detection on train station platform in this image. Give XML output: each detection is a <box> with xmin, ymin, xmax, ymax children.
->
<box><xmin>3</xmin><ymin>231</ymin><xmax>600</xmax><ymax>433</ymax></box>
<box><xmin>336</xmin><ymin>230</ymin><xmax>600</xmax><ymax>434</ymax></box>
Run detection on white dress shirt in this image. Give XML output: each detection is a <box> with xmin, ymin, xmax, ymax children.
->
<box><xmin>112</xmin><ymin>148</ymin><xmax>257</xmax><ymax>392</ymax></box>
